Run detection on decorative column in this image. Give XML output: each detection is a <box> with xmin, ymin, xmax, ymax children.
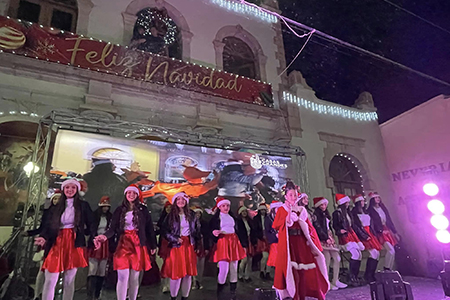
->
<box><xmin>76</xmin><ymin>0</ymin><xmax>94</xmax><ymax>36</ymax></box>
<box><xmin>213</xmin><ymin>39</ymin><xmax>225</xmax><ymax>70</ymax></box>
<box><xmin>181</xmin><ymin>29</ymin><xmax>193</xmax><ymax>62</ymax></box>
<box><xmin>122</xmin><ymin>12</ymin><xmax>138</xmax><ymax>46</ymax></box>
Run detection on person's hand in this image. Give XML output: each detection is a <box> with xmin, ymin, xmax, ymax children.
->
<box><xmin>326</xmin><ymin>238</ymin><xmax>332</xmax><ymax>245</ymax></box>
<box><xmin>154</xmin><ymin>225</ymin><xmax>160</xmax><ymax>231</ymax></box>
<box><xmin>178</xmin><ymin>238</ymin><xmax>183</xmax><ymax>244</ymax></box>
<box><xmin>93</xmin><ymin>238</ymin><xmax>101</xmax><ymax>250</ymax></box>
<box><xmin>340</xmin><ymin>230</ymin><xmax>347</xmax><ymax>234</ymax></box>
<box><xmin>151</xmin><ymin>249</ymin><xmax>157</xmax><ymax>255</ymax></box>
<box><xmin>34</xmin><ymin>237</ymin><xmax>45</xmax><ymax>247</ymax></box>
<box><xmin>213</xmin><ymin>230</ymin><xmax>221</xmax><ymax>237</ymax></box>
<box><xmin>21</xmin><ymin>231</ymin><xmax>29</xmax><ymax>237</ymax></box>
<box><xmin>276</xmin><ymin>233</ymin><xmax>279</xmax><ymax>239</ymax></box>
<box><xmin>94</xmin><ymin>235</ymin><xmax>107</xmax><ymax>249</ymax></box>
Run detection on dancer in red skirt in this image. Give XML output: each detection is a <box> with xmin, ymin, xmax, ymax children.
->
<box><xmin>332</xmin><ymin>193</ymin><xmax>365</xmax><ymax>286</ymax></box>
<box><xmin>87</xmin><ymin>196</ymin><xmax>112</xmax><ymax>300</ymax></box>
<box><xmin>191</xmin><ymin>206</ymin><xmax>209</xmax><ymax>290</ymax></box>
<box><xmin>351</xmin><ymin>195</ymin><xmax>382</xmax><ymax>283</ymax></box>
<box><xmin>95</xmin><ymin>184</ymin><xmax>157</xmax><ymax>300</ymax></box>
<box><xmin>237</xmin><ymin>206</ymin><xmax>257</xmax><ymax>282</ymax></box>
<box><xmin>273</xmin><ymin>181</ymin><xmax>329</xmax><ymax>300</ymax></box>
<box><xmin>156</xmin><ymin>201</ymin><xmax>172</xmax><ymax>293</ymax></box>
<box><xmin>35</xmin><ymin>178</ymin><xmax>96</xmax><ymax>300</ymax></box>
<box><xmin>209</xmin><ymin>197</ymin><xmax>246</xmax><ymax>299</ymax></box>
<box><xmin>254</xmin><ymin>203</ymin><xmax>271</xmax><ymax>280</ymax></box>
<box><xmin>265</xmin><ymin>201</ymin><xmax>283</xmax><ymax>269</ymax></box>
<box><xmin>161</xmin><ymin>192</ymin><xmax>199</xmax><ymax>300</ymax></box>
<box><xmin>367</xmin><ymin>192</ymin><xmax>400</xmax><ymax>271</ymax></box>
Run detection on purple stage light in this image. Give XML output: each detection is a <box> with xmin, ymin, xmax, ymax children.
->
<box><xmin>424</xmin><ymin>183</ymin><xmax>439</xmax><ymax>197</ymax></box>
<box><xmin>428</xmin><ymin>199</ymin><xmax>445</xmax><ymax>215</ymax></box>
<box><xmin>436</xmin><ymin>230</ymin><xmax>450</xmax><ymax>244</ymax></box>
<box><xmin>431</xmin><ymin>215</ymin><xmax>450</xmax><ymax>230</ymax></box>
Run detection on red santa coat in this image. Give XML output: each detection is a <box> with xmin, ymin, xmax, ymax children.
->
<box><xmin>273</xmin><ymin>205</ymin><xmax>329</xmax><ymax>300</ymax></box>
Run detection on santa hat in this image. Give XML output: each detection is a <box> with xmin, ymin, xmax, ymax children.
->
<box><xmin>50</xmin><ymin>192</ymin><xmax>61</xmax><ymax>202</ymax></box>
<box><xmin>124</xmin><ymin>184</ymin><xmax>143</xmax><ymax>203</ymax></box>
<box><xmin>258</xmin><ymin>203</ymin><xmax>268</xmax><ymax>211</ymax></box>
<box><xmin>164</xmin><ymin>201</ymin><xmax>172</xmax><ymax>208</ymax></box>
<box><xmin>313</xmin><ymin>197</ymin><xmax>328</xmax><ymax>208</ymax></box>
<box><xmin>296</xmin><ymin>193</ymin><xmax>308</xmax><ymax>204</ymax></box>
<box><xmin>352</xmin><ymin>194</ymin><xmax>365</xmax><ymax>204</ymax></box>
<box><xmin>172</xmin><ymin>192</ymin><xmax>189</xmax><ymax>204</ymax></box>
<box><xmin>368</xmin><ymin>192</ymin><xmax>380</xmax><ymax>199</ymax></box>
<box><xmin>61</xmin><ymin>178</ymin><xmax>81</xmax><ymax>191</ymax></box>
<box><xmin>78</xmin><ymin>179</ymin><xmax>88</xmax><ymax>197</ymax></box>
<box><xmin>191</xmin><ymin>206</ymin><xmax>203</xmax><ymax>213</ymax></box>
<box><xmin>270</xmin><ymin>200</ymin><xmax>283</xmax><ymax>210</ymax></box>
<box><xmin>238</xmin><ymin>206</ymin><xmax>247</xmax><ymax>215</ymax></box>
<box><xmin>215</xmin><ymin>196</ymin><xmax>231</xmax><ymax>210</ymax></box>
<box><xmin>98</xmin><ymin>196</ymin><xmax>111</xmax><ymax>207</ymax></box>
<box><xmin>335</xmin><ymin>193</ymin><xmax>351</xmax><ymax>205</ymax></box>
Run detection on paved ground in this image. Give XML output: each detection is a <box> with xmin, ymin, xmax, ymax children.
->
<box><xmin>72</xmin><ymin>274</ymin><xmax>448</xmax><ymax>300</ymax></box>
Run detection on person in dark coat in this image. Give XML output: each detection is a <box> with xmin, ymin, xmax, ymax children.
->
<box><xmin>236</xmin><ymin>206</ymin><xmax>257</xmax><ymax>282</ymax></box>
<box><xmin>191</xmin><ymin>206</ymin><xmax>209</xmax><ymax>290</ymax></box>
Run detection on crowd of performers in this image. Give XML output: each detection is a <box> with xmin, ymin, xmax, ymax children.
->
<box><xmin>27</xmin><ymin>177</ymin><xmax>399</xmax><ymax>300</ymax></box>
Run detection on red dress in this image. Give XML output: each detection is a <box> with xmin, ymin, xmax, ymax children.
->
<box><xmin>211</xmin><ymin>234</ymin><xmax>246</xmax><ymax>263</ymax></box>
<box><xmin>267</xmin><ymin>243</ymin><xmax>278</xmax><ymax>267</ymax></box>
<box><xmin>161</xmin><ymin>236</ymin><xmax>197</xmax><ymax>280</ymax></box>
<box><xmin>114</xmin><ymin>230</ymin><xmax>152</xmax><ymax>271</ymax></box>
<box><xmin>362</xmin><ymin>226</ymin><xmax>383</xmax><ymax>251</ymax></box>
<box><xmin>273</xmin><ymin>206</ymin><xmax>329</xmax><ymax>300</ymax></box>
<box><xmin>88</xmin><ymin>240</ymin><xmax>109</xmax><ymax>260</ymax></box>
<box><xmin>42</xmin><ymin>228</ymin><xmax>88</xmax><ymax>273</ymax></box>
<box><xmin>378</xmin><ymin>225</ymin><xmax>398</xmax><ymax>246</ymax></box>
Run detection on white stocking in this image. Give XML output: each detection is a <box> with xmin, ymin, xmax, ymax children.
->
<box><xmin>181</xmin><ymin>276</ymin><xmax>192</xmax><ymax>297</ymax></box>
<box><xmin>128</xmin><ymin>269</ymin><xmax>140</xmax><ymax>300</ymax></box>
<box><xmin>42</xmin><ymin>270</ymin><xmax>59</xmax><ymax>300</ymax></box>
<box><xmin>368</xmin><ymin>249</ymin><xmax>380</xmax><ymax>260</ymax></box>
<box><xmin>62</xmin><ymin>268</ymin><xmax>78</xmax><ymax>300</ymax></box>
<box><xmin>169</xmin><ymin>278</ymin><xmax>181</xmax><ymax>297</ymax></box>
<box><xmin>330</xmin><ymin>251</ymin><xmax>341</xmax><ymax>285</ymax></box>
<box><xmin>117</xmin><ymin>269</ymin><xmax>130</xmax><ymax>300</ymax></box>
<box><xmin>349</xmin><ymin>248</ymin><xmax>362</xmax><ymax>261</ymax></box>
<box><xmin>217</xmin><ymin>261</ymin><xmax>230</xmax><ymax>284</ymax></box>
<box><xmin>229</xmin><ymin>261</ymin><xmax>238</xmax><ymax>283</ymax></box>
<box><xmin>88</xmin><ymin>258</ymin><xmax>99</xmax><ymax>276</ymax></box>
<box><xmin>260</xmin><ymin>252</ymin><xmax>269</xmax><ymax>273</ymax></box>
<box><xmin>383</xmin><ymin>242</ymin><xmax>395</xmax><ymax>269</ymax></box>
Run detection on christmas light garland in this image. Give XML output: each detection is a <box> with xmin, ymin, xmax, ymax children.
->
<box><xmin>337</xmin><ymin>153</ymin><xmax>365</xmax><ymax>194</ymax></box>
<box><xmin>135</xmin><ymin>8</ymin><xmax>178</xmax><ymax>46</ymax></box>
<box><xmin>211</xmin><ymin>0</ymin><xmax>277</xmax><ymax>23</ymax></box>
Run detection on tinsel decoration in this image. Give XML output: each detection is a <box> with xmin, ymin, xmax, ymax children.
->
<box><xmin>135</xmin><ymin>8</ymin><xmax>178</xmax><ymax>46</ymax></box>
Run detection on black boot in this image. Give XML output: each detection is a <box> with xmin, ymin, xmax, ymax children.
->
<box><xmin>230</xmin><ymin>282</ymin><xmax>237</xmax><ymax>300</ymax></box>
<box><xmin>347</xmin><ymin>260</ymin><xmax>359</xmax><ymax>287</ymax></box>
<box><xmin>364</xmin><ymin>258</ymin><xmax>378</xmax><ymax>283</ymax></box>
<box><xmin>181</xmin><ymin>297</ymin><xmax>188</xmax><ymax>300</ymax></box>
<box><xmin>354</xmin><ymin>259</ymin><xmax>363</xmax><ymax>286</ymax></box>
<box><xmin>171</xmin><ymin>297</ymin><xmax>177</xmax><ymax>300</ymax></box>
<box><xmin>94</xmin><ymin>276</ymin><xmax>104</xmax><ymax>299</ymax></box>
<box><xmin>86</xmin><ymin>276</ymin><xmax>95</xmax><ymax>300</ymax></box>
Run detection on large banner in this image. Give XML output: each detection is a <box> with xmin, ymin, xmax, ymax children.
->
<box><xmin>0</xmin><ymin>16</ymin><xmax>272</xmax><ymax>106</ymax></box>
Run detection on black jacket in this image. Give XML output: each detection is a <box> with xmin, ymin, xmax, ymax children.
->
<box><xmin>332</xmin><ymin>207</ymin><xmax>369</xmax><ymax>241</ymax></box>
<box><xmin>313</xmin><ymin>208</ymin><xmax>332</xmax><ymax>242</ymax></box>
<box><xmin>350</xmin><ymin>208</ymin><xmax>372</xmax><ymax>242</ymax></box>
<box><xmin>162</xmin><ymin>210</ymin><xmax>200</xmax><ymax>248</ymax></box>
<box><xmin>104</xmin><ymin>204</ymin><xmax>157</xmax><ymax>249</ymax></box>
<box><xmin>27</xmin><ymin>208</ymin><xmax>49</xmax><ymax>237</ymax></box>
<box><xmin>264</xmin><ymin>214</ymin><xmax>278</xmax><ymax>245</ymax></box>
<box><xmin>209</xmin><ymin>212</ymin><xmax>248</xmax><ymax>248</ymax></box>
<box><xmin>40</xmin><ymin>200</ymin><xmax>95</xmax><ymax>257</ymax></box>
<box><xmin>200</xmin><ymin>219</ymin><xmax>210</xmax><ymax>251</ymax></box>
<box><xmin>237</xmin><ymin>217</ymin><xmax>257</xmax><ymax>247</ymax></box>
<box><xmin>367</xmin><ymin>205</ymin><xmax>397</xmax><ymax>235</ymax></box>
<box><xmin>87</xmin><ymin>209</ymin><xmax>114</xmax><ymax>251</ymax></box>
<box><xmin>253</xmin><ymin>213</ymin><xmax>266</xmax><ymax>240</ymax></box>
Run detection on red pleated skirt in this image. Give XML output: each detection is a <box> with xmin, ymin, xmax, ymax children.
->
<box><xmin>362</xmin><ymin>226</ymin><xmax>383</xmax><ymax>251</ymax></box>
<box><xmin>255</xmin><ymin>238</ymin><xmax>269</xmax><ymax>253</ymax></box>
<box><xmin>378</xmin><ymin>225</ymin><xmax>398</xmax><ymax>246</ymax></box>
<box><xmin>88</xmin><ymin>239</ymin><xmax>109</xmax><ymax>260</ymax></box>
<box><xmin>338</xmin><ymin>229</ymin><xmax>361</xmax><ymax>245</ymax></box>
<box><xmin>158</xmin><ymin>238</ymin><xmax>169</xmax><ymax>259</ymax></box>
<box><xmin>114</xmin><ymin>230</ymin><xmax>152</xmax><ymax>272</ymax></box>
<box><xmin>42</xmin><ymin>228</ymin><xmax>88</xmax><ymax>273</ymax></box>
<box><xmin>267</xmin><ymin>243</ymin><xmax>278</xmax><ymax>267</ymax></box>
<box><xmin>211</xmin><ymin>233</ymin><xmax>246</xmax><ymax>263</ymax></box>
<box><xmin>161</xmin><ymin>236</ymin><xmax>197</xmax><ymax>280</ymax></box>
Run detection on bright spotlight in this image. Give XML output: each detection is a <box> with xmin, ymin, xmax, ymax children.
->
<box><xmin>428</xmin><ymin>200</ymin><xmax>445</xmax><ymax>215</ymax></box>
<box><xmin>23</xmin><ymin>162</ymin><xmax>40</xmax><ymax>177</ymax></box>
<box><xmin>436</xmin><ymin>230</ymin><xmax>450</xmax><ymax>244</ymax></box>
<box><xmin>431</xmin><ymin>215</ymin><xmax>450</xmax><ymax>230</ymax></box>
<box><xmin>423</xmin><ymin>183</ymin><xmax>439</xmax><ymax>196</ymax></box>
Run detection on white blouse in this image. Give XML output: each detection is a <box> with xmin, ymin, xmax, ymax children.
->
<box><xmin>358</xmin><ymin>214</ymin><xmax>371</xmax><ymax>227</ymax></box>
<box><xmin>220</xmin><ymin>212</ymin><xmax>235</xmax><ymax>234</ymax></box>
<box><xmin>97</xmin><ymin>216</ymin><xmax>108</xmax><ymax>235</ymax></box>
<box><xmin>180</xmin><ymin>214</ymin><xmax>190</xmax><ymax>236</ymax></box>
<box><xmin>261</xmin><ymin>215</ymin><xmax>265</xmax><ymax>231</ymax></box>
<box><xmin>243</xmin><ymin>219</ymin><xmax>251</xmax><ymax>235</ymax></box>
<box><xmin>124</xmin><ymin>211</ymin><xmax>135</xmax><ymax>230</ymax></box>
<box><xmin>374</xmin><ymin>207</ymin><xmax>387</xmax><ymax>225</ymax></box>
<box><xmin>60</xmin><ymin>198</ymin><xmax>75</xmax><ymax>229</ymax></box>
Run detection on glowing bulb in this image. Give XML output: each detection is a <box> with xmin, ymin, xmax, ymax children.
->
<box><xmin>23</xmin><ymin>162</ymin><xmax>39</xmax><ymax>177</ymax></box>
<box><xmin>431</xmin><ymin>214</ymin><xmax>449</xmax><ymax>230</ymax></box>
<box><xmin>423</xmin><ymin>183</ymin><xmax>439</xmax><ymax>196</ymax></box>
<box><xmin>427</xmin><ymin>200</ymin><xmax>445</xmax><ymax>215</ymax></box>
<box><xmin>436</xmin><ymin>230</ymin><xmax>450</xmax><ymax>244</ymax></box>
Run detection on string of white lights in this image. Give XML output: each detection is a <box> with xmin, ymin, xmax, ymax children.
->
<box><xmin>210</xmin><ymin>0</ymin><xmax>278</xmax><ymax>23</ymax></box>
<box><xmin>0</xmin><ymin>110</ymin><xmax>40</xmax><ymax>118</ymax></box>
<box><xmin>283</xmin><ymin>91</ymin><xmax>378</xmax><ymax>122</ymax></box>
<box><xmin>337</xmin><ymin>153</ymin><xmax>365</xmax><ymax>194</ymax></box>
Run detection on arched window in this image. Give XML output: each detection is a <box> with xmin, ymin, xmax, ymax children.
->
<box><xmin>222</xmin><ymin>37</ymin><xmax>258</xmax><ymax>79</ymax></box>
<box><xmin>130</xmin><ymin>7</ymin><xmax>182</xmax><ymax>59</ymax></box>
<box><xmin>329</xmin><ymin>154</ymin><xmax>363</xmax><ymax>197</ymax></box>
<box><xmin>8</xmin><ymin>0</ymin><xmax>77</xmax><ymax>31</ymax></box>
<box><xmin>91</xmin><ymin>148</ymin><xmax>133</xmax><ymax>174</ymax></box>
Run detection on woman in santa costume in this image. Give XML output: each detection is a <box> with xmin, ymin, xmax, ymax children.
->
<box><xmin>254</xmin><ymin>203</ymin><xmax>271</xmax><ymax>280</ymax></box>
<box><xmin>35</xmin><ymin>178</ymin><xmax>96</xmax><ymax>300</ymax></box>
<box><xmin>351</xmin><ymin>194</ymin><xmax>382</xmax><ymax>283</ymax></box>
<box><xmin>237</xmin><ymin>206</ymin><xmax>257</xmax><ymax>282</ymax></box>
<box><xmin>87</xmin><ymin>196</ymin><xmax>113</xmax><ymax>300</ymax></box>
<box><xmin>273</xmin><ymin>181</ymin><xmax>329</xmax><ymax>300</ymax></box>
<box><xmin>367</xmin><ymin>192</ymin><xmax>400</xmax><ymax>271</ymax></box>
<box><xmin>157</xmin><ymin>201</ymin><xmax>172</xmax><ymax>294</ymax></box>
<box><xmin>209</xmin><ymin>197</ymin><xmax>247</xmax><ymax>299</ymax></box>
<box><xmin>191</xmin><ymin>206</ymin><xmax>209</xmax><ymax>290</ymax></box>
<box><xmin>332</xmin><ymin>193</ymin><xmax>365</xmax><ymax>286</ymax></box>
<box><xmin>95</xmin><ymin>184</ymin><xmax>157</xmax><ymax>300</ymax></box>
<box><xmin>265</xmin><ymin>201</ymin><xmax>283</xmax><ymax>271</ymax></box>
<box><xmin>161</xmin><ymin>192</ymin><xmax>199</xmax><ymax>300</ymax></box>
<box><xmin>312</xmin><ymin>197</ymin><xmax>347</xmax><ymax>291</ymax></box>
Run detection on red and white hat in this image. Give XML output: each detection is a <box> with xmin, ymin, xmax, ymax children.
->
<box><xmin>296</xmin><ymin>193</ymin><xmax>308</xmax><ymax>204</ymax></box>
<box><xmin>335</xmin><ymin>193</ymin><xmax>351</xmax><ymax>205</ymax></box>
<box><xmin>270</xmin><ymin>200</ymin><xmax>283</xmax><ymax>210</ymax></box>
<box><xmin>61</xmin><ymin>178</ymin><xmax>81</xmax><ymax>191</ymax></box>
<box><xmin>172</xmin><ymin>192</ymin><xmax>189</xmax><ymax>204</ymax></box>
<box><xmin>124</xmin><ymin>184</ymin><xmax>143</xmax><ymax>203</ymax></box>
<box><xmin>214</xmin><ymin>196</ymin><xmax>231</xmax><ymax>211</ymax></box>
<box><xmin>352</xmin><ymin>194</ymin><xmax>365</xmax><ymax>204</ymax></box>
<box><xmin>313</xmin><ymin>197</ymin><xmax>328</xmax><ymax>208</ymax></box>
<box><xmin>98</xmin><ymin>196</ymin><xmax>111</xmax><ymax>207</ymax></box>
<box><xmin>368</xmin><ymin>192</ymin><xmax>380</xmax><ymax>199</ymax></box>
<box><xmin>191</xmin><ymin>206</ymin><xmax>203</xmax><ymax>213</ymax></box>
<box><xmin>238</xmin><ymin>206</ymin><xmax>247</xmax><ymax>215</ymax></box>
<box><xmin>258</xmin><ymin>203</ymin><xmax>268</xmax><ymax>211</ymax></box>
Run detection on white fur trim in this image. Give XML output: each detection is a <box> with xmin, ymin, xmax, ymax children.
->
<box><xmin>238</xmin><ymin>206</ymin><xmax>247</xmax><ymax>215</ymax></box>
<box><xmin>337</xmin><ymin>196</ymin><xmax>351</xmax><ymax>205</ymax></box>
<box><xmin>172</xmin><ymin>192</ymin><xmax>189</xmax><ymax>203</ymax></box>
<box><xmin>192</xmin><ymin>208</ymin><xmax>203</xmax><ymax>213</ymax></box>
<box><xmin>354</xmin><ymin>196</ymin><xmax>365</xmax><ymax>203</ymax></box>
<box><xmin>290</xmin><ymin>262</ymin><xmax>317</xmax><ymax>270</ymax></box>
<box><xmin>314</xmin><ymin>199</ymin><xmax>328</xmax><ymax>208</ymax></box>
<box><xmin>224</xmin><ymin>160</ymin><xmax>243</xmax><ymax>166</ymax></box>
<box><xmin>270</xmin><ymin>202</ymin><xmax>283</xmax><ymax>209</ymax></box>
<box><xmin>258</xmin><ymin>204</ymin><xmax>268</xmax><ymax>211</ymax></box>
<box><xmin>217</xmin><ymin>199</ymin><xmax>230</xmax><ymax>208</ymax></box>
<box><xmin>61</xmin><ymin>179</ymin><xmax>80</xmax><ymax>191</ymax></box>
<box><xmin>124</xmin><ymin>186</ymin><xmax>139</xmax><ymax>195</ymax></box>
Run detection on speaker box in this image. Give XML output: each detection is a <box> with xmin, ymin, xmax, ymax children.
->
<box><xmin>370</xmin><ymin>270</ymin><xmax>414</xmax><ymax>300</ymax></box>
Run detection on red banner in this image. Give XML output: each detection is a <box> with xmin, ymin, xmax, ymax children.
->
<box><xmin>0</xmin><ymin>16</ymin><xmax>272</xmax><ymax>106</ymax></box>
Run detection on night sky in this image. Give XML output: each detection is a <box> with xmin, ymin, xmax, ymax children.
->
<box><xmin>278</xmin><ymin>0</ymin><xmax>450</xmax><ymax>123</ymax></box>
